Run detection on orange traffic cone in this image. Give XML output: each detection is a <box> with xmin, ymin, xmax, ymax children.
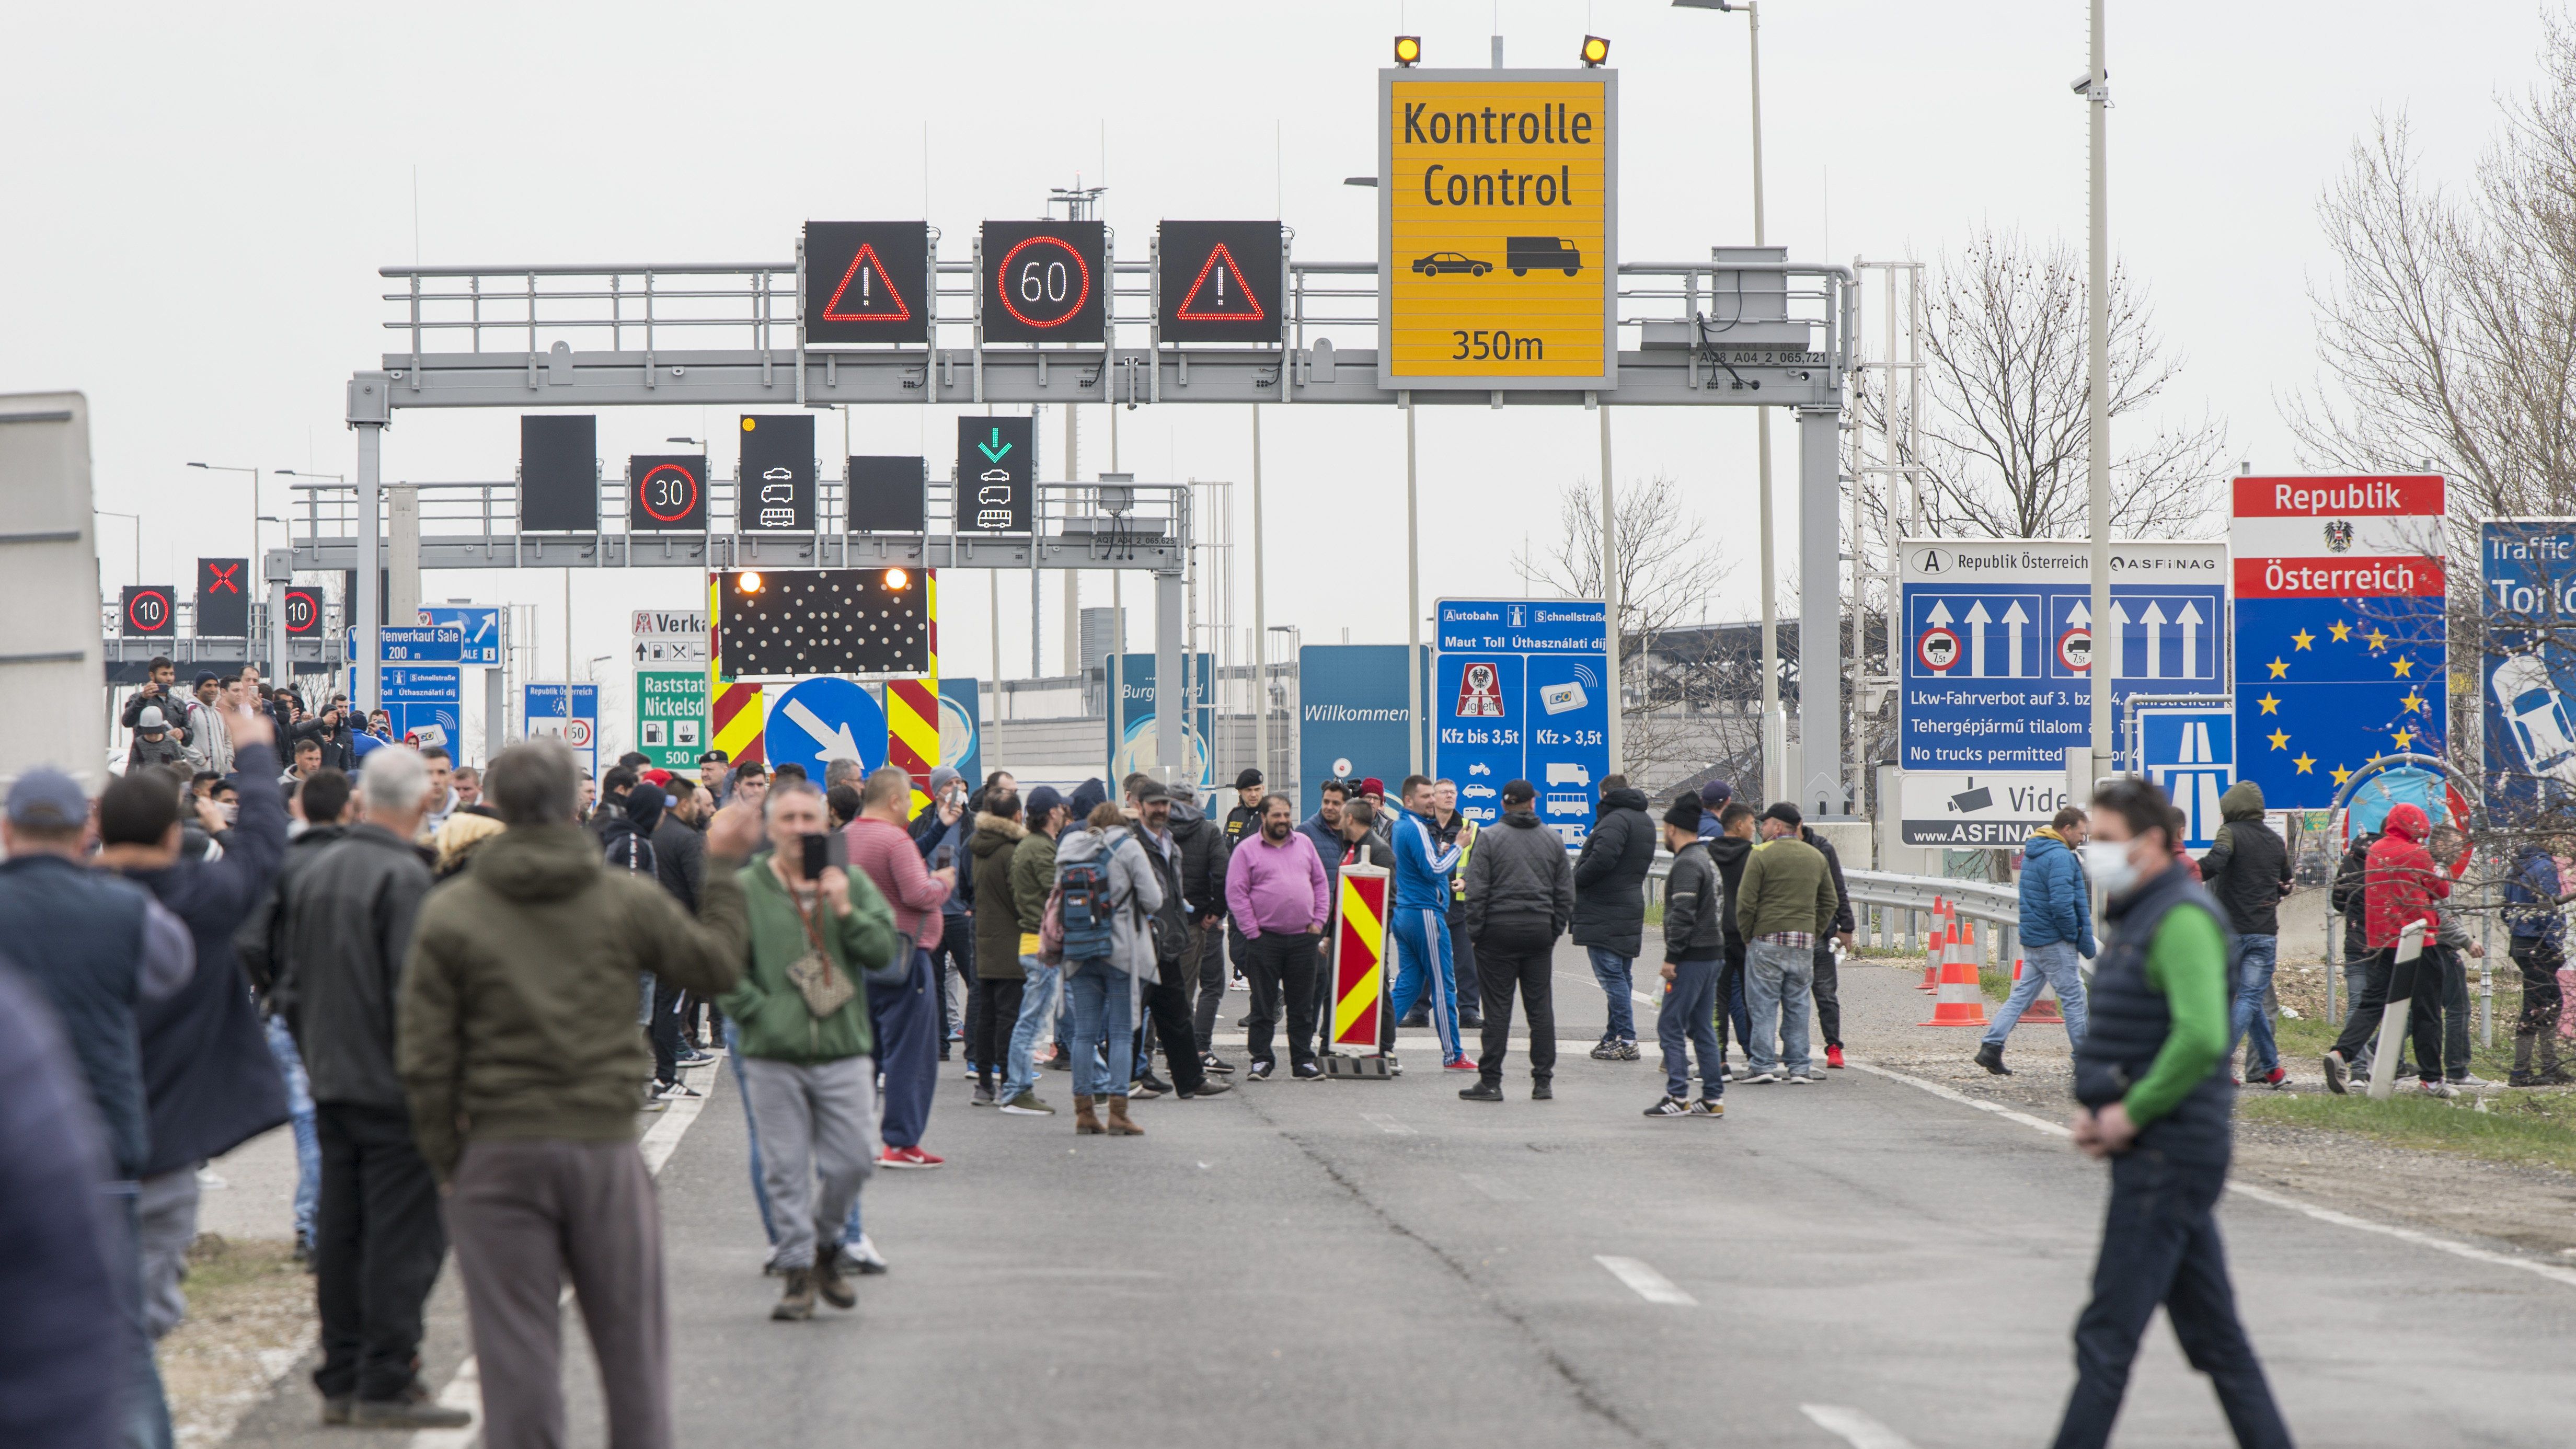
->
<box><xmin>2017</xmin><ymin>957</ymin><xmax>2065</xmax><ymax>1025</ymax></box>
<box><xmin>1919</xmin><ymin>923</ymin><xmax>1947</xmax><ymax>991</ymax></box>
<box><xmin>1922</xmin><ymin>922</ymin><xmax>1991</xmax><ymax>1027</ymax></box>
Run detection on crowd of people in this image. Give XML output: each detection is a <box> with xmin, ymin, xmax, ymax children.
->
<box><xmin>14</xmin><ymin>668</ymin><xmax>2366</xmax><ymax>1449</ymax></box>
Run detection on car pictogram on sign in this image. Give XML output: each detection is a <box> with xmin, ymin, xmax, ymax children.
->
<box><xmin>1410</xmin><ymin>251</ymin><xmax>1489</xmax><ymax>277</ymax></box>
<box><xmin>1916</xmin><ymin>627</ymin><xmax>1961</xmax><ymax>672</ymax></box>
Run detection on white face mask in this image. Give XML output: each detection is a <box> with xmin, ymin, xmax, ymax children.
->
<box><xmin>2082</xmin><ymin>838</ymin><xmax>2141</xmax><ymax>896</ymax></box>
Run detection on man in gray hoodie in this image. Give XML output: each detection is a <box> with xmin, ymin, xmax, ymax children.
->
<box><xmin>1457</xmin><ymin>780</ymin><xmax>1573</xmax><ymax>1101</ymax></box>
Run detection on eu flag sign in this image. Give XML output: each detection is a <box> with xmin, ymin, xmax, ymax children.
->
<box><xmin>2230</xmin><ymin>476</ymin><xmax>2446</xmax><ymax>809</ymax></box>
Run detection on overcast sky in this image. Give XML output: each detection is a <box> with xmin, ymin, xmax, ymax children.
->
<box><xmin>3</xmin><ymin>0</ymin><xmax>2549</xmax><ymax>700</ymax></box>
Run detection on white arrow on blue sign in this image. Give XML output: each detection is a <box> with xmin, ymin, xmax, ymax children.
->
<box><xmin>418</xmin><ymin>607</ymin><xmax>502</xmax><ymax>665</ymax></box>
<box><xmin>764</xmin><ymin>676</ymin><xmax>887</xmax><ymax>785</ymax></box>
<box><xmin>2137</xmin><ymin>706</ymin><xmax>2236</xmax><ymax>855</ymax></box>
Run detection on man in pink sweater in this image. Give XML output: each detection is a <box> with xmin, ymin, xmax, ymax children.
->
<box><xmin>1224</xmin><ymin>794</ymin><xmax>1331</xmax><ymax>1080</ymax></box>
<box><xmin>845</xmin><ymin>766</ymin><xmax>954</xmax><ymax>1168</ymax></box>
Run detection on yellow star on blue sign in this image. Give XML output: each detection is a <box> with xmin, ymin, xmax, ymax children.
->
<box><xmin>2296</xmin><ymin>754</ymin><xmax>2318</xmax><ymax>775</ymax></box>
<box><xmin>2258</xmin><ymin>693</ymin><xmax>2281</xmax><ymax>715</ymax></box>
<box><xmin>2268</xmin><ymin>657</ymin><xmax>2290</xmax><ymax>678</ymax></box>
<box><xmin>2391</xmin><ymin>657</ymin><xmax>2416</xmax><ymax>677</ymax></box>
<box><xmin>2291</xmin><ymin>628</ymin><xmax>2315</xmax><ymax>650</ymax></box>
<box><xmin>2267</xmin><ymin>728</ymin><xmax>2291</xmax><ymax>751</ymax></box>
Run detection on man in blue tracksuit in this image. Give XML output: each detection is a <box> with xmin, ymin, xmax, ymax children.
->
<box><xmin>1378</xmin><ymin>775</ymin><xmax>1469</xmax><ymax>1071</ymax></box>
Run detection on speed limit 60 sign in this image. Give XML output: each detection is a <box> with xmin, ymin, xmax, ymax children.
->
<box><xmin>627</xmin><ymin>454</ymin><xmax>708</xmax><ymax>532</ymax></box>
<box><xmin>980</xmin><ymin>221</ymin><xmax>1107</xmax><ymax>344</ymax></box>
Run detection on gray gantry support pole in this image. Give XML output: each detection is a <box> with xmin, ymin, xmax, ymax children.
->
<box><xmin>1796</xmin><ymin>405</ymin><xmax>1843</xmax><ymax>816</ymax></box>
<box><xmin>1155</xmin><ymin>569</ymin><xmax>1186</xmax><ymax>786</ymax></box>
<box><xmin>354</xmin><ymin>422</ymin><xmax>383</xmax><ymax>714</ymax></box>
<box><xmin>262</xmin><ymin>547</ymin><xmax>291</xmax><ymax>684</ymax></box>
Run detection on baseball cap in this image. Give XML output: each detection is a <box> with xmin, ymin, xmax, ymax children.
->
<box><xmin>1234</xmin><ymin>767</ymin><xmax>1263</xmax><ymax>790</ymax></box>
<box><xmin>1501</xmin><ymin>778</ymin><xmax>1536</xmax><ymax>805</ymax></box>
<box><xmin>1026</xmin><ymin>785</ymin><xmax>1065</xmax><ymax>820</ymax></box>
<box><xmin>1133</xmin><ymin>778</ymin><xmax>1172</xmax><ymax>804</ymax></box>
<box><xmin>698</xmin><ymin>749</ymin><xmax>729</xmax><ymax>765</ymax></box>
<box><xmin>1699</xmin><ymin>779</ymin><xmax>1733</xmax><ymax>810</ymax></box>
<box><xmin>1762</xmin><ymin>801</ymin><xmax>1803</xmax><ymax>829</ymax></box>
<box><xmin>137</xmin><ymin>705</ymin><xmax>167</xmax><ymax>731</ymax></box>
<box><xmin>7</xmin><ymin>768</ymin><xmax>88</xmax><ymax>829</ymax></box>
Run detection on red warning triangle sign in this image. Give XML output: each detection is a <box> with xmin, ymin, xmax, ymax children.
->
<box><xmin>822</xmin><ymin>243</ymin><xmax>911</xmax><ymax>323</ymax></box>
<box><xmin>1174</xmin><ymin>243</ymin><xmax>1264</xmax><ymax>321</ymax></box>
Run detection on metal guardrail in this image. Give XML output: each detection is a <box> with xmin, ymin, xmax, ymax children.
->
<box><xmin>1644</xmin><ymin>856</ymin><xmax>2022</xmax><ymax>969</ymax></box>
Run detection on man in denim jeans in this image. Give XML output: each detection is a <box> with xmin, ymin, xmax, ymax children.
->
<box><xmin>2197</xmin><ymin>782</ymin><xmax>2293</xmax><ymax>1088</ymax></box>
<box><xmin>1571</xmin><ymin>776</ymin><xmax>1656</xmax><ymax>1060</ymax></box>
<box><xmin>1979</xmin><ymin>806</ymin><xmax>2096</xmax><ymax>1077</ymax></box>
<box><xmin>1732</xmin><ymin>802</ymin><xmax>1839</xmax><ymax>1084</ymax></box>
<box><xmin>999</xmin><ymin>787</ymin><xmax>1066</xmax><ymax>1115</ymax></box>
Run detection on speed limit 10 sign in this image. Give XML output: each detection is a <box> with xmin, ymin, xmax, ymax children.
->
<box><xmin>980</xmin><ymin>220</ymin><xmax>1107</xmax><ymax>344</ymax></box>
<box><xmin>626</xmin><ymin>455</ymin><xmax>708</xmax><ymax>532</ymax></box>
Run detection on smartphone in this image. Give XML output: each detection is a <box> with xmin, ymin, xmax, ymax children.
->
<box><xmin>801</xmin><ymin>833</ymin><xmax>830</xmax><ymax>880</ymax></box>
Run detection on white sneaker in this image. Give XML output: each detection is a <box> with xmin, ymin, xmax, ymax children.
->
<box><xmin>1743</xmin><ymin>1070</ymin><xmax>1782</xmax><ymax>1084</ymax></box>
<box><xmin>2418</xmin><ymin>1079</ymin><xmax>2459</xmax><ymax>1098</ymax></box>
<box><xmin>2453</xmin><ymin>1072</ymin><xmax>2497</xmax><ymax>1089</ymax></box>
<box><xmin>1786</xmin><ymin>1073</ymin><xmax>1813</xmax><ymax>1085</ymax></box>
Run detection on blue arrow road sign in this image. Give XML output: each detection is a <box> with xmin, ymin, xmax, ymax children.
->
<box><xmin>418</xmin><ymin>606</ymin><xmax>502</xmax><ymax>665</ymax></box>
<box><xmin>351</xmin><ymin>625</ymin><xmax>464</xmax><ymax>663</ymax></box>
<box><xmin>765</xmin><ymin>676</ymin><xmax>887</xmax><ymax>785</ymax></box>
<box><xmin>2136</xmin><ymin>706</ymin><xmax>2235</xmax><ymax>853</ymax></box>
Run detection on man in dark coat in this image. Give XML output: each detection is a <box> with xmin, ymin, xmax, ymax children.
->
<box><xmin>99</xmin><ymin>708</ymin><xmax>292</xmax><ymax>1339</ymax></box>
<box><xmin>2199</xmin><ymin>780</ymin><xmax>2293</xmax><ymax>1087</ymax></box>
<box><xmin>1572</xmin><ymin>774</ymin><xmax>1655</xmax><ymax>1059</ymax></box>
<box><xmin>1169</xmin><ymin>784</ymin><xmax>1235</xmax><ymax>1065</ymax></box>
<box><xmin>1799</xmin><ymin>820</ymin><xmax>1857</xmax><ymax>1069</ymax></box>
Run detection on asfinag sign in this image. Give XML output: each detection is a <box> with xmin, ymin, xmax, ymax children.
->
<box><xmin>1433</xmin><ymin>598</ymin><xmax>1608</xmax><ymax>843</ymax></box>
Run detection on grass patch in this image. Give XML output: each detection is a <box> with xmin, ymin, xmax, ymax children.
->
<box><xmin>1977</xmin><ymin>967</ymin><xmax>2011</xmax><ymax>1001</ymax></box>
<box><xmin>2238</xmin><ymin>1090</ymin><xmax>2576</xmax><ymax>1176</ymax></box>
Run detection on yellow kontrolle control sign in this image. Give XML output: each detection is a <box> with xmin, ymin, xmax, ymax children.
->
<box><xmin>1379</xmin><ymin>69</ymin><xmax>1617</xmax><ymax>391</ymax></box>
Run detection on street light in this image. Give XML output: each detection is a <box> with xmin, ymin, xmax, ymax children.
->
<box><xmin>95</xmin><ymin>510</ymin><xmax>141</xmax><ymax>583</ymax></box>
<box><xmin>274</xmin><ymin>470</ymin><xmax>344</xmax><ymax>552</ymax></box>
<box><xmin>187</xmin><ymin>461</ymin><xmax>260</xmax><ymax>566</ymax></box>
<box><xmin>1672</xmin><ymin>0</ymin><xmax>1779</xmax><ymax>803</ymax></box>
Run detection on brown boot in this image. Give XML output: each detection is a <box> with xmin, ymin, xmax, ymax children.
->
<box><xmin>1106</xmin><ymin>1095</ymin><xmax>1144</xmax><ymax>1135</ymax></box>
<box><xmin>1073</xmin><ymin>1095</ymin><xmax>1103</xmax><ymax>1134</ymax></box>
<box><xmin>813</xmin><ymin>1245</ymin><xmax>855</xmax><ymax>1310</ymax></box>
<box><xmin>772</xmin><ymin>1267</ymin><xmax>816</xmax><ymax>1320</ymax></box>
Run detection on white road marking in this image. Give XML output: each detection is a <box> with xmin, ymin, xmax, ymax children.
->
<box><xmin>1845</xmin><ymin>1056</ymin><xmax>2576</xmax><ymax>1293</ymax></box>
<box><xmin>1458</xmin><ymin>1172</ymin><xmax>1528</xmax><ymax>1202</ymax></box>
<box><xmin>411</xmin><ymin>1064</ymin><xmax>719</xmax><ymax>1447</ymax></box>
<box><xmin>1800</xmin><ymin>1403</ymin><xmax>1919</xmax><ymax>1449</ymax></box>
<box><xmin>1594</xmin><ymin>1255</ymin><xmax>1697</xmax><ymax>1305</ymax></box>
<box><xmin>1361</xmin><ymin>1112</ymin><xmax>1415</xmax><ymax>1135</ymax></box>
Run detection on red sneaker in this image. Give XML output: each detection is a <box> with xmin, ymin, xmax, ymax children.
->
<box><xmin>879</xmin><ymin>1146</ymin><xmax>945</xmax><ymax>1170</ymax></box>
<box><xmin>2262</xmin><ymin>1066</ymin><xmax>2288</xmax><ymax>1087</ymax></box>
<box><xmin>1824</xmin><ymin>1045</ymin><xmax>1846</xmax><ymax>1070</ymax></box>
<box><xmin>1443</xmin><ymin>1056</ymin><xmax>1478</xmax><ymax>1072</ymax></box>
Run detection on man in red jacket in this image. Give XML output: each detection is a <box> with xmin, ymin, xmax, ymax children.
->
<box><xmin>2322</xmin><ymin>802</ymin><xmax>2451</xmax><ymax>1094</ymax></box>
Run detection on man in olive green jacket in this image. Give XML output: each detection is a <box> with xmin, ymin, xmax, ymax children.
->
<box><xmin>1731</xmin><ymin>802</ymin><xmax>1842</xmax><ymax>1083</ymax></box>
<box><xmin>398</xmin><ymin>738</ymin><xmax>757</xmax><ymax>1449</ymax></box>
<box><xmin>722</xmin><ymin>778</ymin><xmax>898</xmax><ymax>1320</ymax></box>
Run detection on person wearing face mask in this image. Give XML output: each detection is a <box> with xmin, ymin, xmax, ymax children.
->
<box><xmin>1978</xmin><ymin>806</ymin><xmax>2096</xmax><ymax>1076</ymax></box>
<box><xmin>2054</xmin><ymin>776</ymin><xmax>2288</xmax><ymax>1449</ymax></box>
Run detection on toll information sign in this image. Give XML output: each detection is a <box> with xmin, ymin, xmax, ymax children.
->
<box><xmin>1379</xmin><ymin>70</ymin><xmax>1616</xmax><ymax>391</ymax></box>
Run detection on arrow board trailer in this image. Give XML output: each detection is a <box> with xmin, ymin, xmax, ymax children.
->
<box><xmin>1899</xmin><ymin>538</ymin><xmax>2227</xmax><ymax>773</ymax></box>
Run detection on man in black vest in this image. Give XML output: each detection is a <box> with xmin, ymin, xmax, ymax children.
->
<box><xmin>2056</xmin><ymin>779</ymin><xmax>2291</xmax><ymax>1449</ymax></box>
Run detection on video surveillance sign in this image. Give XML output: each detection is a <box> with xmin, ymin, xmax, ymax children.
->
<box><xmin>1897</xmin><ymin>770</ymin><xmax>2078</xmax><ymax>848</ymax></box>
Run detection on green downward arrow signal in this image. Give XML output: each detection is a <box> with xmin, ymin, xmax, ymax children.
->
<box><xmin>978</xmin><ymin>427</ymin><xmax>1013</xmax><ymax>463</ymax></box>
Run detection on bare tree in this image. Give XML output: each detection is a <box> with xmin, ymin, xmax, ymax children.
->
<box><xmin>1514</xmin><ymin>473</ymin><xmax>1732</xmax><ymax>789</ymax></box>
<box><xmin>2287</xmin><ymin>18</ymin><xmax>2576</xmax><ymax>545</ymax></box>
<box><xmin>1857</xmin><ymin>229</ymin><xmax>2229</xmax><ymax>542</ymax></box>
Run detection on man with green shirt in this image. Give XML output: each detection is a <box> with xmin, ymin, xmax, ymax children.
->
<box><xmin>2055</xmin><ymin>778</ymin><xmax>2292</xmax><ymax>1449</ymax></box>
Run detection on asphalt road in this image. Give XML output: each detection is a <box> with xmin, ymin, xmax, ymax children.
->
<box><xmin>227</xmin><ymin>947</ymin><xmax>2576</xmax><ymax>1447</ymax></box>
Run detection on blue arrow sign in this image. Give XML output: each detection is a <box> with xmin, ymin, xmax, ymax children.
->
<box><xmin>418</xmin><ymin>606</ymin><xmax>502</xmax><ymax>665</ymax></box>
<box><xmin>350</xmin><ymin>625</ymin><xmax>465</xmax><ymax>663</ymax></box>
<box><xmin>765</xmin><ymin>676</ymin><xmax>887</xmax><ymax>785</ymax></box>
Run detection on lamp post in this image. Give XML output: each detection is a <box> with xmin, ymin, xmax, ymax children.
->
<box><xmin>187</xmin><ymin>462</ymin><xmax>261</xmax><ymax>565</ymax></box>
<box><xmin>96</xmin><ymin>510</ymin><xmax>141</xmax><ymax>584</ymax></box>
<box><xmin>1673</xmin><ymin>0</ymin><xmax>1778</xmax><ymax>801</ymax></box>
<box><xmin>2084</xmin><ymin>2</ymin><xmax>2112</xmax><ymax>792</ymax></box>
<box><xmin>272</xmin><ymin>469</ymin><xmax>343</xmax><ymax>554</ymax></box>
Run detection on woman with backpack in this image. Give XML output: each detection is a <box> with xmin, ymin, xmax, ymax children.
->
<box><xmin>1052</xmin><ymin>801</ymin><xmax>1163</xmax><ymax>1135</ymax></box>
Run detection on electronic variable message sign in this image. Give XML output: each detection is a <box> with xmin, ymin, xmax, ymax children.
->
<box><xmin>627</xmin><ymin>455</ymin><xmax>708</xmax><ymax>533</ymax></box>
<box><xmin>954</xmin><ymin>417</ymin><xmax>1033</xmax><ymax>535</ymax></box>
<box><xmin>281</xmin><ymin>586</ymin><xmax>323</xmax><ymax>636</ymax></box>
<box><xmin>1379</xmin><ymin>70</ymin><xmax>1616</xmax><ymax>390</ymax></box>
<box><xmin>520</xmin><ymin>415</ymin><xmax>598</xmax><ymax>531</ymax></box>
<box><xmin>1156</xmin><ymin>221</ymin><xmax>1283</xmax><ymax>343</ymax></box>
<box><xmin>196</xmin><ymin>557</ymin><xmax>249</xmax><ymax>637</ymax></box>
<box><xmin>738</xmin><ymin>415</ymin><xmax>815</xmax><ymax>533</ymax></box>
<box><xmin>980</xmin><ymin>221</ymin><xmax>1107</xmax><ymax>344</ymax></box>
<box><xmin>802</xmin><ymin>222</ymin><xmax>930</xmax><ymax>346</ymax></box>
<box><xmin>122</xmin><ymin>585</ymin><xmax>175</xmax><ymax>638</ymax></box>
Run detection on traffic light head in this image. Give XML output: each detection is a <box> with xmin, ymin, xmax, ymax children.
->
<box><xmin>1580</xmin><ymin>34</ymin><xmax>1610</xmax><ymax>66</ymax></box>
<box><xmin>1393</xmin><ymin>35</ymin><xmax>1421</xmax><ymax>65</ymax></box>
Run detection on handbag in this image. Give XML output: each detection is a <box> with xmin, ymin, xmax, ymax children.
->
<box><xmin>785</xmin><ymin>896</ymin><xmax>856</xmax><ymax>1020</ymax></box>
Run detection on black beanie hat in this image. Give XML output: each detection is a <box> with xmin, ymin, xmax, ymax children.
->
<box><xmin>1663</xmin><ymin>796</ymin><xmax>1704</xmax><ymax>832</ymax></box>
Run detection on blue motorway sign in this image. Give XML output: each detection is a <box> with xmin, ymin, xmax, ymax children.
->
<box><xmin>381</xmin><ymin>665</ymin><xmax>461</xmax><ymax>750</ymax></box>
<box><xmin>525</xmin><ymin>682</ymin><xmax>601</xmax><ymax>778</ymax></box>
<box><xmin>1297</xmin><ymin>645</ymin><xmax>1427</xmax><ymax>818</ymax></box>
<box><xmin>939</xmin><ymin>679</ymin><xmax>983</xmax><ymax>793</ymax></box>
<box><xmin>1433</xmin><ymin>599</ymin><xmax>1610</xmax><ymax>843</ymax></box>
<box><xmin>766</xmin><ymin>676</ymin><xmax>887</xmax><ymax>785</ymax></box>
<box><xmin>351</xmin><ymin>625</ymin><xmax>464</xmax><ymax>663</ymax></box>
<box><xmin>1107</xmin><ymin>653</ymin><xmax>1215</xmax><ymax>790</ymax></box>
<box><xmin>1899</xmin><ymin>540</ymin><xmax>2228</xmax><ymax>772</ymax></box>
<box><xmin>2136</xmin><ymin>706</ymin><xmax>2235</xmax><ymax>853</ymax></box>
<box><xmin>418</xmin><ymin>606</ymin><xmax>502</xmax><ymax>665</ymax></box>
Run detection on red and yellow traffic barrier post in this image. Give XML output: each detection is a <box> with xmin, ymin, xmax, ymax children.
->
<box><xmin>1326</xmin><ymin>862</ymin><xmax>1393</xmax><ymax>1078</ymax></box>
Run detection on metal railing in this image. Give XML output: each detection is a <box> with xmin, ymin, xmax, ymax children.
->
<box><xmin>1644</xmin><ymin>856</ymin><xmax>2022</xmax><ymax>969</ymax></box>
